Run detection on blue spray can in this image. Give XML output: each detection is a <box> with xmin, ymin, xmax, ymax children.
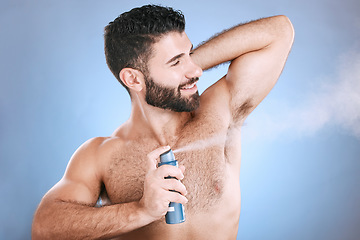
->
<box><xmin>158</xmin><ymin>149</ymin><xmax>185</xmax><ymax>224</ymax></box>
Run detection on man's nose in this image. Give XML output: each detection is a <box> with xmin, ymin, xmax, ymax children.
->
<box><xmin>185</xmin><ymin>58</ymin><xmax>203</xmax><ymax>79</ymax></box>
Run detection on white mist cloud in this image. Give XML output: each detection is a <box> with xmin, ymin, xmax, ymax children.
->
<box><xmin>243</xmin><ymin>50</ymin><xmax>360</xmax><ymax>140</ymax></box>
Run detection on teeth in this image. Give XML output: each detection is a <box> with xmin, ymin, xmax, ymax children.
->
<box><xmin>183</xmin><ymin>82</ymin><xmax>196</xmax><ymax>89</ymax></box>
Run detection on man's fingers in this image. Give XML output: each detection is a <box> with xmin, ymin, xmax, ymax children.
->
<box><xmin>162</xmin><ymin>178</ymin><xmax>187</xmax><ymax>196</ymax></box>
<box><xmin>146</xmin><ymin>146</ymin><xmax>171</xmax><ymax>170</ymax></box>
<box><xmin>156</xmin><ymin>165</ymin><xmax>184</xmax><ymax>180</ymax></box>
<box><xmin>167</xmin><ymin>191</ymin><xmax>188</xmax><ymax>205</ymax></box>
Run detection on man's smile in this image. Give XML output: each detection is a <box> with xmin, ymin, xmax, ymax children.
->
<box><xmin>180</xmin><ymin>81</ymin><xmax>198</xmax><ymax>94</ymax></box>
<box><xmin>179</xmin><ymin>77</ymin><xmax>199</xmax><ymax>93</ymax></box>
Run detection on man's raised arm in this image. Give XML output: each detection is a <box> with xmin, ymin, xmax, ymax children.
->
<box><xmin>192</xmin><ymin>15</ymin><xmax>294</xmax><ymax>121</ymax></box>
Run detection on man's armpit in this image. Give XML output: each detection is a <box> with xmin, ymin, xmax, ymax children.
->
<box><xmin>231</xmin><ymin>99</ymin><xmax>253</xmax><ymax>123</ymax></box>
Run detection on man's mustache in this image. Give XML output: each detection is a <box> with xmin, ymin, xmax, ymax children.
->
<box><xmin>179</xmin><ymin>77</ymin><xmax>199</xmax><ymax>89</ymax></box>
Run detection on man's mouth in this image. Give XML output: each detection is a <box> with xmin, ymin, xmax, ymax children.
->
<box><xmin>179</xmin><ymin>77</ymin><xmax>199</xmax><ymax>92</ymax></box>
<box><xmin>180</xmin><ymin>81</ymin><xmax>197</xmax><ymax>90</ymax></box>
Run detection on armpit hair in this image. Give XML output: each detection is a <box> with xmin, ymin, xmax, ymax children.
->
<box><xmin>232</xmin><ymin>99</ymin><xmax>253</xmax><ymax>123</ymax></box>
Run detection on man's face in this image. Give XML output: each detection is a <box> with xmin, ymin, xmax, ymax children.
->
<box><xmin>143</xmin><ymin>31</ymin><xmax>203</xmax><ymax>112</ymax></box>
<box><xmin>145</xmin><ymin>74</ymin><xmax>200</xmax><ymax>112</ymax></box>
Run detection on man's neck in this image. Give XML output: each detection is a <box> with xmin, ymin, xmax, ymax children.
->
<box><xmin>126</xmin><ymin>101</ymin><xmax>192</xmax><ymax>146</ymax></box>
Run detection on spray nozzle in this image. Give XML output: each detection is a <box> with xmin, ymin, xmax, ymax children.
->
<box><xmin>160</xmin><ymin>149</ymin><xmax>175</xmax><ymax>163</ymax></box>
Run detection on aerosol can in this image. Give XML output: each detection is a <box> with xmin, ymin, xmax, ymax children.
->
<box><xmin>158</xmin><ymin>149</ymin><xmax>185</xmax><ymax>224</ymax></box>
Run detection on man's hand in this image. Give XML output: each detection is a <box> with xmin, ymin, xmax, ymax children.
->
<box><xmin>139</xmin><ymin>146</ymin><xmax>188</xmax><ymax>221</ymax></box>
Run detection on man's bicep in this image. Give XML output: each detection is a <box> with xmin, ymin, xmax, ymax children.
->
<box><xmin>45</xmin><ymin>175</ymin><xmax>100</xmax><ymax>206</ymax></box>
<box><xmin>199</xmin><ymin>78</ymin><xmax>232</xmax><ymax>126</ymax></box>
<box><xmin>44</xmin><ymin>139</ymin><xmax>105</xmax><ymax>206</ymax></box>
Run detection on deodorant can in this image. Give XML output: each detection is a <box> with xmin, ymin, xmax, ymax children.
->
<box><xmin>158</xmin><ymin>149</ymin><xmax>185</xmax><ymax>224</ymax></box>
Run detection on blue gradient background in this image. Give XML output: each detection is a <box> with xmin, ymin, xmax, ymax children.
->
<box><xmin>1</xmin><ymin>0</ymin><xmax>359</xmax><ymax>239</ymax></box>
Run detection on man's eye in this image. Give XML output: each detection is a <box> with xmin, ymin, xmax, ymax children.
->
<box><xmin>171</xmin><ymin>60</ymin><xmax>180</xmax><ymax>66</ymax></box>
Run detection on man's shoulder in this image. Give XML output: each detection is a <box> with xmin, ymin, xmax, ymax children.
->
<box><xmin>78</xmin><ymin>135</ymin><xmax>126</xmax><ymax>156</ymax></box>
<box><xmin>77</xmin><ymin>120</ymin><xmax>137</xmax><ymax>159</ymax></box>
<box><xmin>67</xmin><ymin>135</ymin><xmax>127</xmax><ymax>176</ymax></box>
<box><xmin>69</xmin><ymin>132</ymin><xmax>122</xmax><ymax>159</ymax></box>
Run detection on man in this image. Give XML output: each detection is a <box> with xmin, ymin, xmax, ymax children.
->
<box><xmin>32</xmin><ymin>4</ymin><xmax>294</xmax><ymax>240</ymax></box>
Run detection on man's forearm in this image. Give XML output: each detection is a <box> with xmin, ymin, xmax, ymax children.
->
<box><xmin>32</xmin><ymin>200</ymin><xmax>152</xmax><ymax>240</ymax></box>
<box><xmin>191</xmin><ymin>15</ymin><xmax>294</xmax><ymax>71</ymax></box>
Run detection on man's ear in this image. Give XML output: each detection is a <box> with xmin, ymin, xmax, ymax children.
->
<box><xmin>119</xmin><ymin>68</ymin><xmax>144</xmax><ymax>92</ymax></box>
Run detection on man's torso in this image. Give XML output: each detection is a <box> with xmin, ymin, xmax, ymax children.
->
<box><xmin>97</xmin><ymin>104</ymin><xmax>243</xmax><ymax>239</ymax></box>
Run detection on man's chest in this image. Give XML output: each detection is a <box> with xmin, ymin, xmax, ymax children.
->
<box><xmin>102</xmin><ymin>120</ymin><xmax>242</xmax><ymax>212</ymax></box>
<box><xmin>104</xmin><ymin>145</ymin><xmax>228</xmax><ymax>209</ymax></box>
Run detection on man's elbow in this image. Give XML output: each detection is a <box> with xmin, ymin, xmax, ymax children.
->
<box><xmin>276</xmin><ymin>15</ymin><xmax>295</xmax><ymax>46</ymax></box>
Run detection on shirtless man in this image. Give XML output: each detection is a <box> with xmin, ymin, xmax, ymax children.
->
<box><xmin>32</xmin><ymin>4</ymin><xmax>294</xmax><ymax>240</ymax></box>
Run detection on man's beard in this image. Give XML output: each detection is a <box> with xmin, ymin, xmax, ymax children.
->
<box><xmin>145</xmin><ymin>76</ymin><xmax>200</xmax><ymax>112</ymax></box>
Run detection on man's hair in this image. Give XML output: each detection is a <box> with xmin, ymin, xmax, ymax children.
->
<box><xmin>104</xmin><ymin>5</ymin><xmax>185</xmax><ymax>93</ymax></box>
